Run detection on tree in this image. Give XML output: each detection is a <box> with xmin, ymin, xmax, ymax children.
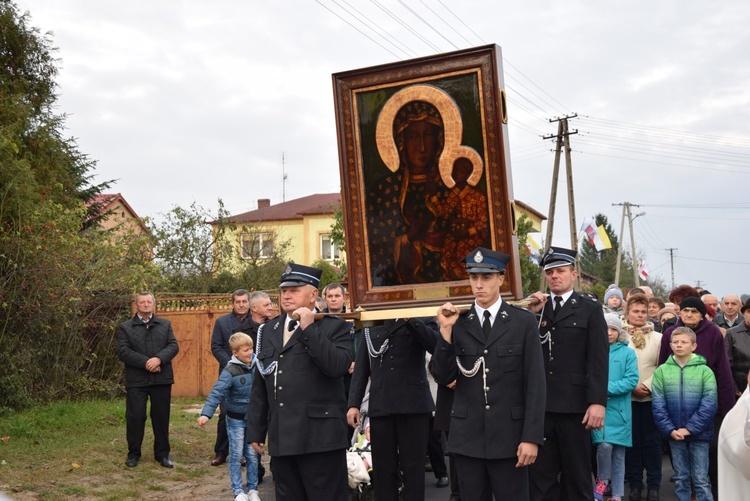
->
<box><xmin>0</xmin><ymin>0</ymin><xmax>109</xmax><ymax>221</ymax></box>
<box><xmin>515</xmin><ymin>215</ymin><xmax>542</xmax><ymax>297</ymax></box>
<box><xmin>329</xmin><ymin>204</ymin><xmax>347</xmax><ymax>277</ymax></box>
<box><xmin>147</xmin><ymin>200</ymin><xmax>233</xmax><ymax>292</ymax></box>
<box><xmin>0</xmin><ymin>2</ymin><xmax>152</xmax><ymax>411</ymax></box>
<box><xmin>147</xmin><ymin>200</ymin><xmax>293</xmax><ymax>293</ymax></box>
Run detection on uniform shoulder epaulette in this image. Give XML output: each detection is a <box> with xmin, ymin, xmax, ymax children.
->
<box><xmin>577</xmin><ymin>294</ymin><xmax>598</xmax><ymax>304</ymax></box>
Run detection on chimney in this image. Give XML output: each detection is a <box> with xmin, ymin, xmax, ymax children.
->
<box><xmin>258</xmin><ymin>199</ymin><xmax>271</xmax><ymax>209</ymax></box>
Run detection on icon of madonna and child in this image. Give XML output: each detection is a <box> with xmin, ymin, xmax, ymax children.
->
<box><xmin>366</xmin><ymin>84</ymin><xmax>492</xmax><ymax>287</ymax></box>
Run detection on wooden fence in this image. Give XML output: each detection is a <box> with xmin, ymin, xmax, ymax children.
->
<box><xmin>144</xmin><ymin>293</ymin><xmax>279</xmax><ymax>397</ymax></box>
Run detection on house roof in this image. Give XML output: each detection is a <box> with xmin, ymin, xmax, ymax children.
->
<box><xmin>514</xmin><ymin>199</ymin><xmax>547</xmax><ymax>221</ymax></box>
<box><xmin>87</xmin><ymin>193</ymin><xmax>150</xmax><ymax>233</ymax></box>
<box><xmin>219</xmin><ymin>193</ymin><xmax>341</xmax><ymax>224</ymax></box>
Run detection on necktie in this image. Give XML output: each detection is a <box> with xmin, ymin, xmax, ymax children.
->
<box><xmin>288</xmin><ymin>320</ymin><xmax>298</xmax><ymax>331</ymax></box>
<box><xmin>482</xmin><ymin>310</ymin><xmax>492</xmax><ymax>338</ymax></box>
<box><xmin>553</xmin><ymin>296</ymin><xmax>563</xmax><ymax>317</ymax></box>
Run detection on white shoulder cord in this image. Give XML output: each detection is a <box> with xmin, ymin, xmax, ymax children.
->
<box><xmin>456</xmin><ymin>355</ymin><xmax>488</xmax><ymax>405</ymax></box>
<box><xmin>364</xmin><ymin>327</ymin><xmax>390</xmax><ymax>367</ymax></box>
<box><xmin>538</xmin><ymin>305</ymin><xmax>553</xmax><ymax>361</ymax></box>
<box><xmin>254</xmin><ymin>323</ymin><xmax>279</xmax><ymax>399</ymax></box>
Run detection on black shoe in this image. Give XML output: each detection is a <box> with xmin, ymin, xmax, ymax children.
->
<box><xmin>629</xmin><ymin>486</ymin><xmax>642</xmax><ymax>501</ymax></box>
<box><xmin>646</xmin><ymin>490</ymin><xmax>659</xmax><ymax>501</ymax></box>
<box><xmin>125</xmin><ymin>457</ymin><xmax>138</xmax><ymax>468</ymax></box>
<box><xmin>157</xmin><ymin>457</ymin><xmax>174</xmax><ymax>468</ymax></box>
<box><xmin>258</xmin><ymin>463</ymin><xmax>265</xmax><ymax>484</ymax></box>
<box><xmin>436</xmin><ymin>477</ymin><xmax>449</xmax><ymax>488</ymax></box>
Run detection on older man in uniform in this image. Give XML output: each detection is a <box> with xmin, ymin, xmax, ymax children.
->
<box><xmin>527</xmin><ymin>246</ymin><xmax>609</xmax><ymax>501</ymax></box>
<box><xmin>433</xmin><ymin>247</ymin><xmax>546</xmax><ymax>501</ymax></box>
<box><xmin>248</xmin><ymin>264</ymin><xmax>351</xmax><ymax>501</ymax></box>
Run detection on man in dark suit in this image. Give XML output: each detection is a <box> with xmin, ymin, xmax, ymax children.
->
<box><xmin>347</xmin><ymin>316</ymin><xmax>439</xmax><ymax>501</ymax></box>
<box><xmin>248</xmin><ymin>264</ymin><xmax>351</xmax><ymax>501</ymax></box>
<box><xmin>209</xmin><ymin>289</ymin><xmax>251</xmax><ymax>467</ymax></box>
<box><xmin>116</xmin><ymin>292</ymin><xmax>180</xmax><ymax>469</ymax></box>
<box><xmin>527</xmin><ymin>246</ymin><xmax>609</xmax><ymax>501</ymax></box>
<box><xmin>433</xmin><ymin>247</ymin><xmax>546</xmax><ymax>501</ymax></box>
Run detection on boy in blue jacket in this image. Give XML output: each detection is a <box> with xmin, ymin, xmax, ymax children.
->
<box><xmin>198</xmin><ymin>333</ymin><xmax>260</xmax><ymax>501</ymax></box>
<box><xmin>652</xmin><ymin>326</ymin><xmax>718</xmax><ymax>501</ymax></box>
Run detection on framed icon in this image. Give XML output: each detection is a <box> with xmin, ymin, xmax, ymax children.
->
<box><xmin>332</xmin><ymin>44</ymin><xmax>520</xmax><ymax>310</ymax></box>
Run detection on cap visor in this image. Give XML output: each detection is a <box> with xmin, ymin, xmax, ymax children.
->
<box><xmin>465</xmin><ymin>266</ymin><xmax>502</xmax><ymax>274</ymax></box>
<box><xmin>543</xmin><ymin>261</ymin><xmax>574</xmax><ymax>271</ymax></box>
<box><xmin>279</xmin><ymin>280</ymin><xmax>308</xmax><ymax>288</ymax></box>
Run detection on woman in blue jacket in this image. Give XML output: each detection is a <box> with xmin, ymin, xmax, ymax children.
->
<box><xmin>593</xmin><ymin>313</ymin><xmax>640</xmax><ymax>501</ymax></box>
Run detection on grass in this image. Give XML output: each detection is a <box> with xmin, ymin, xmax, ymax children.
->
<box><xmin>0</xmin><ymin>397</ymin><xmax>220</xmax><ymax>500</ymax></box>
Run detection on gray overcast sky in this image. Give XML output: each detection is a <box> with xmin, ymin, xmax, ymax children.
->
<box><xmin>17</xmin><ymin>0</ymin><xmax>750</xmax><ymax>298</ymax></box>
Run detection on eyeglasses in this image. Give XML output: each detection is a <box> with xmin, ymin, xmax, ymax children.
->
<box><xmin>681</xmin><ymin>307</ymin><xmax>701</xmax><ymax>314</ymax></box>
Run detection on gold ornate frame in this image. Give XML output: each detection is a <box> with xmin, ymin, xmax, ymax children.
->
<box><xmin>332</xmin><ymin>45</ymin><xmax>520</xmax><ymax>310</ymax></box>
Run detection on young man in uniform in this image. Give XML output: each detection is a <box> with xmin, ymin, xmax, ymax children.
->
<box><xmin>434</xmin><ymin>247</ymin><xmax>546</xmax><ymax>501</ymax></box>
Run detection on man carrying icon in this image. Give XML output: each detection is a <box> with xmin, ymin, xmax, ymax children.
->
<box><xmin>434</xmin><ymin>247</ymin><xmax>546</xmax><ymax>501</ymax></box>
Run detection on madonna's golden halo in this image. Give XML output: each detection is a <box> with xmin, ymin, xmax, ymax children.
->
<box><xmin>375</xmin><ymin>84</ymin><xmax>484</xmax><ymax>187</ymax></box>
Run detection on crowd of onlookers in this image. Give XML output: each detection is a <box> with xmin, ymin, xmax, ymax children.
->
<box><xmin>591</xmin><ymin>283</ymin><xmax>750</xmax><ymax>501</ymax></box>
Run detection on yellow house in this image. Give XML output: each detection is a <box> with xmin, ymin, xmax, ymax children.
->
<box><xmin>219</xmin><ymin>193</ymin><xmax>343</xmax><ymax>267</ymax></box>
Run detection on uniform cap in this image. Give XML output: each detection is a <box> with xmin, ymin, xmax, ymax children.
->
<box><xmin>539</xmin><ymin>246</ymin><xmax>577</xmax><ymax>271</ymax></box>
<box><xmin>279</xmin><ymin>263</ymin><xmax>322</xmax><ymax>288</ymax></box>
<box><xmin>462</xmin><ymin>247</ymin><xmax>511</xmax><ymax>274</ymax></box>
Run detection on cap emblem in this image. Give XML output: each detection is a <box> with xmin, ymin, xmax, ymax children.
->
<box><xmin>474</xmin><ymin>250</ymin><xmax>484</xmax><ymax>263</ymax></box>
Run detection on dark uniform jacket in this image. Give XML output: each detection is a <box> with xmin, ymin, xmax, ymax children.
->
<box><xmin>433</xmin><ymin>302</ymin><xmax>546</xmax><ymax>459</ymax></box>
<box><xmin>247</xmin><ymin>313</ymin><xmax>351</xmax><ymax>457</ymax></box>
<box><xmin>538</xmin><ymin>291</ymin><xmax>609</xmax><ymax>413</ymax></box>
<box><xmin>348</xmin><ymin>318</ymin><xmax>438</xmax><ymax>417</ymax></box>
<box><xmin>116</xmin><ymin>314</ymin><xmax>179</xmax><ymax>388</ymax></box>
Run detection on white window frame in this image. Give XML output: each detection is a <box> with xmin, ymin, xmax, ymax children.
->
<box><xmin>240</xmin><ymin>232</ymin><xmax>274</xmax><ymax>259</ymax></box>
<box><xmin>320</xmin><ymin>233</ymin><xmax>340</xmax><ymax>261</ymax></box>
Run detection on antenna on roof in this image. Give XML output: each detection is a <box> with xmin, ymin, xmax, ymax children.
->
<box><xmin>282</xmin><ymin>152</ymin><xmax>287</xmax><ymax>202</ymax></box>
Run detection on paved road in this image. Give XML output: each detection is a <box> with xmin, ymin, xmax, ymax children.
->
<box><xmin>253</xmin><ymin>453</ymin><xmax>683</xmax><ymax>500</ymax></box>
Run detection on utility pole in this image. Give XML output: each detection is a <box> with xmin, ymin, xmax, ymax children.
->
<box><xmin>540</xmin><ymin>114</ymin><xmax>579</xmax><ymax>290</ymax></box>
<box><xmin>612</xmin><ymin>202</ymin><xmax>642</xmax><ymax>286</ymax></box>
<box><xmin>666</xmin><ymin>248</ymin><xmax>677</xmax><ymax>289</ymax></box>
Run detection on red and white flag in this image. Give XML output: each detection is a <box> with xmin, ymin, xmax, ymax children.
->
<box><xmin>638</xmin><ymin>260</ymin><xmax>649</xmax><ymax>280</ymax></box>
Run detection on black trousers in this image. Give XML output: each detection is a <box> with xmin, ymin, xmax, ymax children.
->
<box><xmin>529</xmin><ymin>412</ymin><xmax>592</xmax><ymax>501</ymax></box>
<box><xmin>272</xmin><ymin>449</ymin><xmax>348</xmax><ymax>501</ymax></box>
<box><xmin>370</xmin><ymin>413</ymin><xmax>429</xmax><ymax>501</ymax></box>
<box><xmin>125</xmin><ymin>384</ymin><xmax>172</xmax><ymax>460</ymax></box>
<box><xmin>214</xmin><ymin>401</ymin><xmax>229</xmax><ymax>456</ymax></box>
<box><xmin>427</xmin><ymin>415</ymin><xmax>448</xmax><ymax>479</ymax></box>
<box><xmin>455</xmin><ymin>453</ymin><xmax>530</xmax><ymax>501</ymax></box>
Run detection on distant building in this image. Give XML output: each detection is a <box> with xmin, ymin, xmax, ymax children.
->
<box><xmin>513</xmin><ymin>199</ymin><xmax>546</xmax><ymax>232</ymax></box>
<box><xmin>213</xmin><ymin>193</ymin><xmax>342</xmax><ymax>268</ymax></box>
<box><xmin>89</xmin><ymin>193</ymin><xmax>150</xmax><ymax>238</ymax></box>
